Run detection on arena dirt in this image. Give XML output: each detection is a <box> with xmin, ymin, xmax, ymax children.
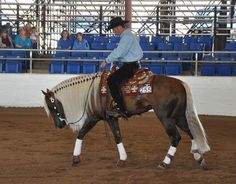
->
<box><xmin>0</xmin><ymin>108</ymin><xmax>235</xmax><ymax>184</ymax></box>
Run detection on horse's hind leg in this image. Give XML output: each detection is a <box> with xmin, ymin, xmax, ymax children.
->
<box><xmin>106</xmin><ymin>117</ymin><xmax>127</xmax><ymax>167</ymax></box>
<box><xmin>177</xmin><ymin>115</ymin><xmax>208</xmax><ymax>169</ymax></box>
<box><xmin>156</xmin><ymin>114</ymin><xmax>181</xmax><ymax>169</ymax></box>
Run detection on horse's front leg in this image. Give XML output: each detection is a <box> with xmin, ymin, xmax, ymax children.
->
<box><xmin>72</xmin><ymin>119</ymin><xmax>98</xmax><ymax>166</ymax></box>
<box><xmin>107</xmin><ymin>117</ymin><xmax>127</xmax><ymax>167</ymax></box>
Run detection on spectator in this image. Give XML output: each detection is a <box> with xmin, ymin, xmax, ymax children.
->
<box><xmin>30</xmin><ymin>27</ymin><xmax>40</xmax><ymax>57</ymax></box>
<box><xmin>1</xmin><ymin>23</ymin><xmax>13</xmax><ymax>36</ymax></box>
<box><xmin>0</xmin><ymin>29</ymin><xmax>14</xmax><ymax>48</ymax></box>
<box><xmin>14</xmin><ymin>28</ymin><xmax>32</xmax><ymax>49</ymax></box>
<box><xmin>24</xmin><ymin>23</ymin><xmax>32</xmax><ymax>38</ymax></box>
<box><xmin>57</xmin><ymin>30</ymin><xmax>73</xmax><ymax>50</ymax></box>
<box><xmin>72</xmin><ymin>32</ymin><xmax>90</xmax><ymax>50</ymax></box>
<box><xmin>30</xmin><ymin>27</ymin><xmax>39</xmax><ymax>48</ymax></box>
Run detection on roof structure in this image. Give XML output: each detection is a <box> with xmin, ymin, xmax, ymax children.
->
<box><xmin>0</xmin><ymin>0</ymin><xmax>233</xmax><ymax>48</ymax></box>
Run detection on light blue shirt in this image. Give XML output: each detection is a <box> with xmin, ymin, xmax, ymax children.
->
<box><xmin>14</xmin><ymin>35</ymin><xmax>32</xmax><ymax>48</ymax></box>
<box><xmin>106</xmin><ymin>29</ymin><xmax>143</xmax><ymax>63</ymax></box>
<box><xmin>57</xmin><ymin>38</ymin><xmax>73</xmax><ymax>50</ymax></box>
<box><xmin>72</xmin><ymin>39</ymin><xmax>90</xmax><ymax>50</ymax></box>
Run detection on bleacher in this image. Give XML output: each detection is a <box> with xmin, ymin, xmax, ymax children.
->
<box><xmin>0</xmin><ymin>1</ymin><xmax>236</xmax><ymax>76</ymax></box>
<box><xmin>1</xmin><ymin>34</ymin><xmax>236</xmax><ymax>76</ymax></box>
<box><xmin>45</xmin><ymin>35</ymin><xmax>236</xmax><ymax>76</ymax></box>
<box><xmin>0</xmin><ymin>49</ymin><xmax>28</xmax><ymax>73</ymax></box>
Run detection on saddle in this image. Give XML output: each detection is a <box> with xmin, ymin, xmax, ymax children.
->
<box><xmin>100</xmin><ymin>68</ymin><xmax>155</xmax><ymax>96</ymax></box>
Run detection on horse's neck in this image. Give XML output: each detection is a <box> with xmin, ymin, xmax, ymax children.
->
<box><xmin>86</xmin><ymin>75</ymin><xmax>104</xmax><ymax>116</ymax></box>
<box><xmin>53</xmin><ymin>73</ymin><xmax>102</xmax><ymax>123</ymax></box>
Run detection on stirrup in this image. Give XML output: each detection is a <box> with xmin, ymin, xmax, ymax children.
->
<box><xmin>106</xmin><ymin>108</ymin><xmax>121</xmax><ymax>118</ymax></box>
<box><xmin>119</xmin><ymin>110</ymin><xmax>130</xmax><ymax>119</ymax></box>
<box><xmin>106</xmin><ymin>108</ymin><xmax>130</xmax><ymax>119</ymax></box>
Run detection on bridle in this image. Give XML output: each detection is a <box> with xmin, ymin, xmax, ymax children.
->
<box><xmin>48</xmin><ymin>99</ymin><xmax>68</xmax><ymax>124</ymax></box>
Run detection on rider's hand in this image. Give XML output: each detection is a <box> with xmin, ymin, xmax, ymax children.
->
<box><xmin>100</xmin><ymin>61</ymin><xmax>107</xmax><ymax>68</ymax></box>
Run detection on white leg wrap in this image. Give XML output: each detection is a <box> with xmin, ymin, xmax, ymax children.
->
<box><xmin>163</xmin><ymin>156</ymin><xmax>171</xmax><ymax>164</ymax></box>
<box><xmin>73</xmin><ymin>139</ymin><xmax>83</xmax><ymax>156</ymax></box>
<box><xmin>163</xmin><ymin>146</ymin><xmax>177</xmax><ymax>164</ymax></box>
<box><xmin>191</xmin><ymin>140</ymin><xmax>202</xmax><ymax>160</ymax></box>
<box><xmin>117</xmin><ymin>143</ymin><xmax>127</xmax><ymax>161</ymax></box>
<box><xmin>168</xmin><ymin>146</ymin><xmax>177</xmax><ymax>156</ymax></box>
<box><xmin>191</xmin><ymin>139</ymin><xmax>198</xmax><ymax>153</ymax></box>
<box><xmin>193</xmin><ymin>152</ymin><xmax>201</xmax><ymax>161</ymax></box>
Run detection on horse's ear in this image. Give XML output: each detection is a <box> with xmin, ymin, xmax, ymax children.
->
<box><xmin>46</xmin><ymin>88</ymin><xmax>50</xmax><ymax>93</ymax></box>
<box><xmin>41</xmin><ymin>90</ymin><xmax>47</xmax><ymax>96</ymax></box>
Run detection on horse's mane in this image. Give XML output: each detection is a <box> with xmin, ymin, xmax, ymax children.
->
<box><xmin>50</xmin><ymin>72</ymin><xmax>102</xmax><ymax>132</ymax></box>
<box><xmin>51</xmin><ymin>73</ymin><xmax>101</xmax><ymax>94</ymax></box>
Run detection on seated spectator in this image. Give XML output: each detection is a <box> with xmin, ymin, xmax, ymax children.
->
<box><xmin>0</xmin><ymin>29</ymin><xmax>14</xmax><ymax>48</ymax></box>
<box><xmin>57</xmin><ymin>30</ymin><xmax>73</xmax><ymax>50</ymax></box>
<box><xmin>1</xmin><ymin>23</ymin><xmax>13</xmax><ymax>36</ymax></box>
<box><xmin>30</xmin><ymin>26</ymin><xmax>40</xmax><ymax>57</ymax></box>
<box><xmin>14</xmin><ymin>28</ymin><xmax>32</xmax><ymax>49</ymax></box>
<box><xmin>24</xmin><ymin>22</ymin><xmax>32</xmax><ymax>38</ymax></box>
<box><xmin>72</xmin><ymin>32</ymin><xmax>90</xmax><ymax>50</ymax></box>
<box><xmin>30</xmin><ymin>27</ymin><xmax>39</xmax><ymax>48</ymax></box>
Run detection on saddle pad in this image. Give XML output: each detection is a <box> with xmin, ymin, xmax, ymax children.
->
<box><xmin>100</xmin><ymin>68</ymin><xmax>155</xmax><ymax>96</ymax></box>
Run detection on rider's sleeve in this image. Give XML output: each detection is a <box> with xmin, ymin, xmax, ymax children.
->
<box><xmin>105</xmin><ymin>34</ymin><xmax>133</xmax><ymax>63</ymax></box>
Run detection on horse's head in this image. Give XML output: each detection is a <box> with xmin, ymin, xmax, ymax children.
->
<box><xmin>42</xmin><ymin>89</ymin><xmax>66</xmax><ymax>129</ymax></box>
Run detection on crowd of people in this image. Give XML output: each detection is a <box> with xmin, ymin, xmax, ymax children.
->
<box><xmin>57</xmin><ymin>30</ymin><xmax>90</xmax><ymax>51</ymax></box>
<box><xmin>0</xmin><ymin>24</ymin><xmax>90</xmax><ymax>57</ymax></box>
<box><xmin>0</xmin><ymin>23</ymin><xmax>40</xmax><ymax>57</ymax></box>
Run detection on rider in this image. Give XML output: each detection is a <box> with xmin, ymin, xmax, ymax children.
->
<box><xmin>100</xmin><ymin>17</ymin><xmax>143</xmax><ymax>118</ymax></box>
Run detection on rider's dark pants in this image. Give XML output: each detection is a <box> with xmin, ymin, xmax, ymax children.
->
<box><xmin>107</xmin><ymin>61</ymin><xmax>139</xmax><ymax>112</ymax></box>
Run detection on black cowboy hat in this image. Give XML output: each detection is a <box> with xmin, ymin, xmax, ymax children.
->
<box><xmin>107</xmin><ymin>17</ymin><xmax>129</xmax><ymax>31</ymax></box>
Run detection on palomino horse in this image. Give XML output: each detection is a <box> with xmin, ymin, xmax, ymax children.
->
<box><xmin>42</xmin><ymin>71</ymin><xmax>210</xmax><ymax>169</ymax></box>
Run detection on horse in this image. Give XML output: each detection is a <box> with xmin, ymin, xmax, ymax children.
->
<box><xmin>42</xmin><ymin>70</ymin><xmax>210</xmax><ymax>169</ymax></box>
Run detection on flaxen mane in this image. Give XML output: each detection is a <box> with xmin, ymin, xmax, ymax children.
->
<box><xmin>45</xmin><ymin>73</ymin><xmax>102</xmax><ymax>132</ymax></box>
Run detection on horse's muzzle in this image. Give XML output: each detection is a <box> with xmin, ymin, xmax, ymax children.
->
<box><xmin>55</xmin><ymin>117</ymin><xmax>66</xmax><ymax>129</ymax></box>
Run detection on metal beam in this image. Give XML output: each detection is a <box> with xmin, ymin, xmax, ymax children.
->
<box><xmin>125</xmin><ymin>0</ymin><xmax>132</xmax><ymax>28</ymax></box>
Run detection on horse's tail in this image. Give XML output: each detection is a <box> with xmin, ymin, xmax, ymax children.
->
<box><xmin>182</xmin><ymin>82</ymin><xmax>210</xmax><ymax>154</ymax></box>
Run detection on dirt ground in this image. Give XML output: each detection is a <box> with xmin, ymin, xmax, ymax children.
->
<box><xmin>0</xmin><ymin>108</ymin><xmax>235</xmax><ymax>184</ymax></box>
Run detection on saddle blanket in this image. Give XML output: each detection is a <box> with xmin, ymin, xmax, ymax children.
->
<box><xmin>100</xmin><ymin>68</ymin><xmax>155</xmax><ymax>96</ymax></box>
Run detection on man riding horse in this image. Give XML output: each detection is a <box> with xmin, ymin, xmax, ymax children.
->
<box><xmin>100</xmin><ymin>17</ymin><xmax>143</xmax><ymax>118</ymax></box>
<box><xmin>42</xmin><ymin>17</ymin><xmax>210</xmax><ymax>169</ymax></box>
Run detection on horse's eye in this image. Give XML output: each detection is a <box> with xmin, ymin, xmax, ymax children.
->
<box><xmin>49</xmin><ymin>97</ymin><xmax>55</xmax><ymax>103</ymax></box>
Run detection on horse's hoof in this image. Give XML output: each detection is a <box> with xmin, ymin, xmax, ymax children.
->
<box><xmin>72</xmin><ymin>155</ymin><xmax>81</xmax><ymax>166</ymax></box>
<box><xmin>116</xmin><ymin>160</ymin><xmax>126</xmax><ymax>168</ymax></box>
<box><xmin>200</xmin><ymin>159</ymin><xmax>208</xmax><ymax>170</ymax></box>
<box><xmin>157</xmin><ymin>162</ymin><xmax>170</xmax><ymax>170</ymax></box>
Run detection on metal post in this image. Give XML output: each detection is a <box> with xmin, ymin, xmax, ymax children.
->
<box><xmin>36</xmin><ymin>0</ymin><xmax>40</xmax><ymax>52</ymax></box>
<box><xmin>99</xmin><ymin>5</ymin><xmax>103</xmax><ymax>36</ymax></box>
<box><xmin>156</xmin><ymin>6</ymin><xmax>159</xmax><ymax>36</ymax></box>
<box><xmin>125</xmin><ymin>0</ymin><xmax>132</xmax><ymax>28</ymax></box>
<box><xmin>0</xmin><ymin>0</ymin><xmax>2</xmax><ymax>27</ymax></box>
<box><xmin>36</xmin><ymin>0</ymin><xmax>39</xmax><ymax>22</ymax></box>
<box><xmin>213</xmin><ymin>6</ymin><xmax>217</xmax><ymax>53</ymax></box>
<box><xmin>195</xmin><ymin>53</ymin><xmax>198</xmax><ymax>76</ymax></box>
<box><xmin>29</xmin><ymin>50</ymin><xmax>32</xmax><ymax>73</ymax></box>
<box><xmin>42</xmin><ymin>3</ymin><xmax>46</xmax><ymax>54</ymax></box>
<box><xmin>230</xmin><ymin>0</ymin><xmax>236</xmax><ymax>29</ymax></box>
<box><xmin>16</xmin><ymin>5</ymin><xmax>20</xmax><ymax>32</ymax></box>
<box><xmin>214</xmin><ymin>6</ymin><xmax>217</xmax><ymax>37</ymax></box>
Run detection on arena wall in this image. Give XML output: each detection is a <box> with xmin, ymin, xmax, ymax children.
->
<box><xmin>0</xmin><ymin>74</ymin><xmax>235</xmax><ymax>117</ymax></box>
